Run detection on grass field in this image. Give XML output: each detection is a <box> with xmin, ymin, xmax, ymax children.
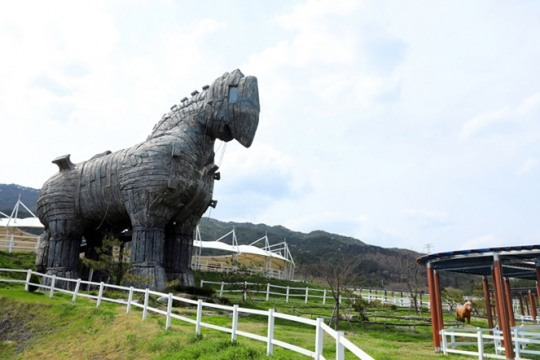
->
<box><xmin>0</xmin><ymin>285</ymin><xmax>479</xmax><ymax>359</ymax></box>
<box><xmin>0</xmin><ymin>251</ymin><xmax>478</xmax><ymax>359</ymax></box>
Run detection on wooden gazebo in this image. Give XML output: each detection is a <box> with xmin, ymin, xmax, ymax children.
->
<box><xmin>417</xmin><ymin>245</ymin><xmax>540</xmax><ymax>359</ymax></box>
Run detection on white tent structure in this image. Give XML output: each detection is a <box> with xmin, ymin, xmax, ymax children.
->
<box><xmin>192</xmin><ymin>227</ymin><xmax>295</xmax><ymax>280</ymax></box>
<box><xmin>0</xmin><ymin>197</ymin><xmax>44</xmax><ymax>252</ymax></box>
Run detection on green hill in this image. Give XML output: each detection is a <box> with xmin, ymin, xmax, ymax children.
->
<box><xmin>0</xmin><ymin>184</ymin><xmax>39</xmax><ymax>217</ymax></box>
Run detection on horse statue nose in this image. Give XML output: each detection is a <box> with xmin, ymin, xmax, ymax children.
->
<box><xmin>228</xmin><ymin>75</ymin><xmax>260</xmax><ymax>148</ymax></box>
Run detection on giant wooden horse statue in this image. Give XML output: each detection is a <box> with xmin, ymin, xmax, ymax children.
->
<box><xmin>36</xmin><ymin>69</ymin><xmax>260</xmax><ymax>290</ymax></box>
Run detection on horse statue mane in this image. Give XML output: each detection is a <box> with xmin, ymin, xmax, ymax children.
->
<box><xmin>36</xmin><ymin>69</ymin><xmax>260</xmax><ymax>290</ymax></box>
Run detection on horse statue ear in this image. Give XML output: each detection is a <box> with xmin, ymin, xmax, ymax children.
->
<box><xmin>52</xmin><ymin>154</ymin><xmax>75</xmax><ymax>172</ymax></box>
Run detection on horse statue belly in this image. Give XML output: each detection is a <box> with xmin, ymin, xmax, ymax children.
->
<box><xmin>36</xmin><ymin>69</ymin><xmax>260</xmax><ymax>290</ymax></box>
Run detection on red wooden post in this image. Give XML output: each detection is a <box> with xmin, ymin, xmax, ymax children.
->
<box><xmin>536</xmin><ymin>262</ymin><xmax>540</xmax><ymax>307</ymax></box>
<box><xmin>504</xmin><ymin>278</ymin><xmax>515</xmax><ymax>328</ymax></box>
<box><xmin>493</xmin><ymin>254</ymin><xmax>515</xmax><ymax>359</ymax></box>
<box><xmin>427</xmin><ymin>264</ymin><xmax>441</xmax><ymax>352</ymax></box>
<box><xmin>537</xmin><ymin>281</ymin><xmax>540</xmax><ymax>307</ymax></box>
<box><xmin>434</xmin><ymin>270</ymin><xmax>444</xmax><ymax>332</ymax></box>
<box><xmin>482</xmin><ymin>276</ymin><xmax>494</xmax><ymax>330</ymax></box>
<box><xmin>529</xmin><ymin>290</ymin><xmax>537</xmax><ymax>321</ymax></box>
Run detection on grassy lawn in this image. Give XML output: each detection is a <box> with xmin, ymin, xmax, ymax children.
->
<box><xmin>0</xmin><ymin>252</ymin><xmax>489</xmax><ymax>359</ymax></box>
<box><xmin>0</xmin><ymin>285</ymin><xmax>479</xmax><ymax>360</ymax></box>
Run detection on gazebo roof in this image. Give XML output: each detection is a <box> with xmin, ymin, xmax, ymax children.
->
<box><xmin>416</xmin><ymin>244</ymin><xmax>540</xmax><ymax>280</ymax></box>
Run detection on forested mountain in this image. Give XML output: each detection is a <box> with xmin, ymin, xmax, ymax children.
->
<box><xmin>0</xmin><ymin>183</ymin><xmax>39</xmax><ymax>216</ymax></box>
<box><xmin>198</xmin><ymin>217</ymin><xmax>426</xmax><ymax>289</ymax></box>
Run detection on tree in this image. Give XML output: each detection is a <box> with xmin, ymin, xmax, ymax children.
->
<box><xmin>396</xmin><ymin>255</ymin><xmax>425</xmax><ymax>313</ymax></box>
<box><xmin>441</xmin><ymin>287</ymin><xmax>464</xmax><ymax>313</ymax></box>
<box><xmin>308</xmin><ymin>252</ymin><xmax>362</xmax><ymax>330</ymax></box>
<box><xmin>82</xmin><ymin>236</ymin><xmax>128</xmax><ymax>285</ymax></box>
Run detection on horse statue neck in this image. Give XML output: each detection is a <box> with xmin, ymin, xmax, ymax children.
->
<box><xmin>147</xmin><ymin>86</ymin><xmax>210</xmax><ymax>141</ymax></box>
<box><xmin>146</xmin><ymin>69</ymin><xmax>259</xmax><ymax>148</ymax></box>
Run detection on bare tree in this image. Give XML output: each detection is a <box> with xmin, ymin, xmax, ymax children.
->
<box><xmin>397</xmin><ymin>255</ymin><xmax>425</xmax><ymax>313</ymax></box>
<box><xmin>309</xmin><ymin>252</ymin><xmax>362</xmax><ymax>330</ymax></box>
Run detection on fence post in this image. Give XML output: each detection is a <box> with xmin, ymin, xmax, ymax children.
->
<box><xmin>87</xmin><ymin>268</ymin><xmax>94</xmax><ymax>291</ymax></box>
<box><xmin>336</xmin><ymin>331</ymin><xmax>345</xmax><ymax>360</ymax></box>
<box><xmin>196</xmin><ymin>299</ymin><xmax>203</xmax><ymax>335</ymax></box>
<box><xmin>72</xmin><ymin>279</ymin><xmax>81</xmax><ymax>302</ymax></box>
<box><xmin>477</xmin><ymin>328</ymin><xmax>484</xmax><ymax>360</ymax></box>
<box><xmin>126</xmin><ymin>286</ymin><xmax>134</xmax><ymax>314</ymax></box>
<box><xmin>220</xmin><ymin>281</ymin><xmax>224</xmax><ymax>297</ymax></box>
<box><xmin>323</xmin><ymin>289</ymin><xmax>327</xmax><ymax>305</ymax></box>
<box><xmin>142</xmin><ymin>288</ymin><xmax>149</xmax><ymax>320</ymax></box>
<box><xmin>24</xmin><ymin>269</ymin><xmax>32</xmax><ymax>292</ymax></box>
<box><xmin>200</xmin><ymin>279</ymin><xmax>204</xmax><ymax>288</ymax></box>
<box><xmin>286</xmin><ymin>286</ymin><xmax>290</xmax><ymax>303</ymax></box>
<box><xmin>166</xmin><ymin>293</ymin><xmax>173</xmax><ymax>329</ymax></box>
<box><xmin>96</xmin><ymin>281</ymin><xmax>104</xmax><ymax>307</ymax></box>
<box><xmin>514</xmin><ymin>327</ymin><xmax>521</xmax><ymax>359</ymax></box>
<box><xmin>441</xmin><ymin>329</ymin><xmax>447</xmax><ymax>355</ymax></box>
<box><xmin>231</xmin><ymin>304</ymin><xmax>239</xmax><ymax>341</ymax></box>
<box><xmin>267</xmin><ymin>308</ymin><xmax>275</xmax><ymax>356</ymax></box>
<box><xmin>9</xmin><ymin>234</ymin><xmax>14</xmax><ymax>253</ymax></box>
<box><xmin>266</xmin><ymin>283</ymin><xmax>270</xmax><ymax>301</ymax></box>
<box><xmin>49</xmin><ymin>275</ymin><xmax>56</xmax><ymax>298</ymax></box>
<box><xmin>305</xmin><ymin>287</ymin><xmax>309</xmax><ymax>304</ymax></box>
<box><xmin>315</xmin><ymin>317</ymin><xmax>323</xmax><ymax>359</ymax></box>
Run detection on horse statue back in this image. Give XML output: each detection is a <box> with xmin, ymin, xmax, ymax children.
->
<box><xmin>36</xmin><ymin>69</ymin><xmax>260</xmax><ymax>290</ymax></box>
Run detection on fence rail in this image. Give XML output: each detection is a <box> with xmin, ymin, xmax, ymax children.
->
<box><xmin>0</xmin><ymin>269</ymin><xmax>373</xmax><ymax>360</ymax></box>
<box><xmin>0</xmin><ymin>234</ymin><xmax>39</xmax><ymax>253</ymax></box>
<box><xmin>200</xmin><ymin>280</ymin><xmax>432</xmax><ymax>309</ymax></box>
<box><xmin>440</xmin><ymin>325</ymin><xmax>540</xmax><ymax>359</ymax></box>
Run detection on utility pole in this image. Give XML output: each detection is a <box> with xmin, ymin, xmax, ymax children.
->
<box><xmin>424</xmin><ymin>243</ymin><xmax>433</xmax><ymax>255</ymax></box>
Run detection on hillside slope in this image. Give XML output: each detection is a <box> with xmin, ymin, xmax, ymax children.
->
<box><xmin>0</xmin><ymin>288</ymin><xmax>304</xmax><ymax>359</ymax></box>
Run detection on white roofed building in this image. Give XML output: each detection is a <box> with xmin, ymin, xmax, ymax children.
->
<box><xmin>0</xmin><ymin>198</ymin><xmax>44</xmax><ymax>252</ymax></box>
<box><xmin>192</xmin><ymin>227</ymin><xmax>295</xmax><ymax>280</ymax></box>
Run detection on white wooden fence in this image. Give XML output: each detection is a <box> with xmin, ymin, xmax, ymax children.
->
<box><xmin>0</xmin><ymin>268</ymin><xmax>373</xmax><ymax>360</ymax></box>
<box><xmin>200</xmin><ymin>280</ymin><xmax>431</xmax><ymax>309</ymax></box>
<box><xmin>0</xmin><ymin>233</ymin><xmax>39</xmax><ymax>253</ymax></box>
<box><xmin>440</xmin><ymin>325</ymin><xmax>540</xmax><ymax>359</ymax></box>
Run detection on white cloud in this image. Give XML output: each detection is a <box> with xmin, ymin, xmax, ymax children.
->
<box><xmin>461</xmin><ymin>92</ymin><xmax>540</xmax><ymax>141</ymax></box>
<box><xmin>459</xmin><ymin>235</ymin><xmax>506</xmax><ymax>251</ymax></box>
<box><xmin>404</xmin><ymin>209</ymin><xmax>452</xmax><ymax>229</ymax></box>
<box><xmin>516</xmin><ymin>157</ymin><xmax>539</xmax><ymax>176</ymax></box>
<box><xmin>460</xmin><ymin>106</ymin><xmax>512</xmax><ymax>139</ymax></box>
<box><xmin>280</xmin><ymin>210</ymin><xmax>369</xmax><ymax>239</ymax></box>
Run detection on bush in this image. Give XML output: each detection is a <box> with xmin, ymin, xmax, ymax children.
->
<box><xmin>164</xmin><ymin>281</ymin><xmax>215</xmax><ymax>298</ymax></box>
<box><xmin>27</xmin><ymin>273</ymin><xmax>41</xmax><ymax>292</ymax></box>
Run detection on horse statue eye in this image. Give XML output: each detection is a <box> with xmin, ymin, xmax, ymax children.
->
<box><xmin>228</xmin><ymin>86</ymin><xmax>238</xmax><ymax>103</ymax></box>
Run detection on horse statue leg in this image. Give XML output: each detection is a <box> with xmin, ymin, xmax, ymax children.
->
<box><xmin>125</xmin><ymin>223</ymin><xmax>168</xmax><ymax>290</ymax></box>
<box><xmin>42</xmin><ymin>219</ymin><xmax>82</xmax><ymax>289</ymax></box>
<box><xmin>163</xmin><ymin>220</ymin><xmax>196</xmax><ymax>287</ymax></box>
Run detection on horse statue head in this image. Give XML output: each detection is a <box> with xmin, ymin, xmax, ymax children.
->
<box><xmin>149</xmin><ymin>69</ymin><xmax>260</xmax><ymax>148</ymax></box>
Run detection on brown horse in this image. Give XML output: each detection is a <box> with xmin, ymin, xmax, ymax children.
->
<box><xmin>456</xmin><ymin>301</ymin><xmax>472</xmax><ymax>324</ymax></box>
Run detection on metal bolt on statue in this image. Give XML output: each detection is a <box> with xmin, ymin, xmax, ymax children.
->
<box><xmin>36</xmin><ymin>70</ymin><xmax>260</xmax><ymax>290</ymax></box>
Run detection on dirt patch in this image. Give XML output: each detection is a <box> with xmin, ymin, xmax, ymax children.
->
<box><xmin>0</xmin><ymin>297</ymin><xmax>49</xmax><ymax>353</ymax></box>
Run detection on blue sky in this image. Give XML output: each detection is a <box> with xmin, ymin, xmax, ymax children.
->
<box><xmin>1</xmin><ymin>0</ymin><xmax>540</xmax><ymax>253</ymax></box>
